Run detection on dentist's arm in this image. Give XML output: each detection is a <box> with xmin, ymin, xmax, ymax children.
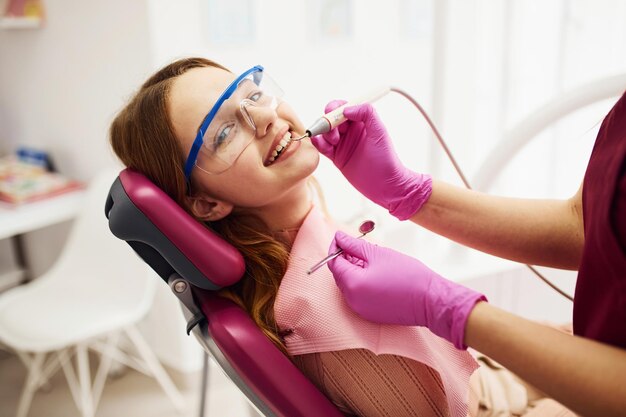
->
<box><xmin>411</xmin><ymin>180</ymin><xmax>584</xmax><ymax>270</ymax></box>
<box><xmin>465</xmin><ymin>302</ymin><xmax>626</xmax><ymax>417</ymax></box>
<box><xmin>313</xmin><ymin>102</ymin><xmax>584</xmax><ymax>270</ymax></box>
<box><xmin>328</xmin><ymin>234</ymin><xmax>626</xmax><ymax>417</ymax></box>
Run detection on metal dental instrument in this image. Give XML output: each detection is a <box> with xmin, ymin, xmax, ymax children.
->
<box><xmin>307</xmin><ymin>220</ymin><xmax>375</xmax><ymax>275</ymax></box>
<box><xmin>292</xmin><ymin>87</ymin><xmax>391</xmax><ymax>141</ymax></box>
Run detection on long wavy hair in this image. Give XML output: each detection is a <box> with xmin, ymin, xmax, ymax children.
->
<box><xmin>109</xmin><ymin>57</ymin><xmax>293</xmax><ymax>353</ymax></box>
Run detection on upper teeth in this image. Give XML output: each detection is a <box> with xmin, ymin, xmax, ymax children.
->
<box><xmin>269</xmin><ymin>132</ymin><xmax>292</xmax><ymax>163</ymax></box>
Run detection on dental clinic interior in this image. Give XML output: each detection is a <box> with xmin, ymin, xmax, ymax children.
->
<box><xmin>1</xmin><ymin>1</ymin><xmax>626</xmax><ymax>416</ymax></box>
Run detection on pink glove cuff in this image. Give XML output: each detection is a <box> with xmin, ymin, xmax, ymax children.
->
<box><xmin>449</xmin><ymin>294</ymin><xmax>487</xmax><ymax>350</ymax></box>
<box><xmin>388</xmin><ymin>173</ymin><xmax>433</xmax><ymax>221</ymax></box>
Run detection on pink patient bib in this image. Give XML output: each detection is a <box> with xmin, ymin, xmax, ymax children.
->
<box><xmin>275</xmin><ymin>207</ymin><xmax>479</xmax><ymax>417</ymax></box>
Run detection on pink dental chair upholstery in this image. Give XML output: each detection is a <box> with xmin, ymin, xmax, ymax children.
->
<box><xmin>105</xmin><ymin>168</ymin><xmax>345</xmax><ymax>417</ymax></box>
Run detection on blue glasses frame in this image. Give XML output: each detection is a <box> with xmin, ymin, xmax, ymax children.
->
<box><xmin>184</xmin><ymin>65</ymin><xmax>264</xmax><ymax>180</ymax></box>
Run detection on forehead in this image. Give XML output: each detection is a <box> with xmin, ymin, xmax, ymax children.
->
<box><xmin>168</xmin><ymin>66</ymin><xmax>237</xmax><ymax>149</ymax></box>
<box><xmin>171</xmin><ymin>66</ymin><xmax>236</xmax><ymax>111</ymax></box>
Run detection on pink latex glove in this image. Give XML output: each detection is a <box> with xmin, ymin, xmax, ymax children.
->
<box><xmin>311</xmin><ymin>101</ymin><xmax>432</xmax><ymax>220</ymax></box>
<box><xmin>328</xmin><ymin>231</ymin><xmax>487</xmax><ymax>349</ymax></box>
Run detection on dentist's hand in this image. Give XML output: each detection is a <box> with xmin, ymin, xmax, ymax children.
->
<box><xmin>328</xmin><ymin>231</ymin><xmax>487</xmax><ymax>349</ymax></box>
<box><xmin>311</xmin><ymin>101</ymin><xmax>432</xmax><ymax>220</ymax></box>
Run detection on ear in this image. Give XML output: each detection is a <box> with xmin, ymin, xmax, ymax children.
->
<box><xmin>187</xmin><ymin>195</ymin><xmax>233</xmax><ymax>222</ymax></box>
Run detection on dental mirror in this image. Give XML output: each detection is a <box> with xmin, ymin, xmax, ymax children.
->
<box><xmin>307</xmin><ymin>220</ymin><xmax>376</xmax><ymax>275</ymax></box>
<box><xmin>357</xmin><ymin>220</ymin><xmax>375</xmax><ymax>236</ymax></box>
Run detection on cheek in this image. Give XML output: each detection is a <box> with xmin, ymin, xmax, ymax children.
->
<box><xmin>197</xmin><ymin>143</ymin><xmax>320</xmax><ymax>206</ymax></box>
<box><xmin>201</xmin><ymin>166</ymin><xmax>266</xmax><ymax>204</ymax></box>
<box><xmin>278</xmin><ymin>102</ymin><xmax>304</xmax><ymax>131</ymax></box>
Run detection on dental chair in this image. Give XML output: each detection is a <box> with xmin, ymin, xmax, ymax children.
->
<box><xmin>105</xmin><ymin>168</ymin><xmax>345</xmax><ymax>417</ymax></box>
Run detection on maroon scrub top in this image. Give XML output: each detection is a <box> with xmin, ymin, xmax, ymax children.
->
<box><xmin>575</xmin><ymin>91</ymin><xmax>626</xmax><ymax>348</ymax></box>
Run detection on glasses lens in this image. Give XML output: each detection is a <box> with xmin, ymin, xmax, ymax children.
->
<box><xmin>195</xmin><ymin>71</ymin><xmax>283</xmax><ymax>174</ymax></box>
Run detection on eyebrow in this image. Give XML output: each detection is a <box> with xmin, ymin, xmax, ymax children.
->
<box><xmin>196</xmin><ymin>79</ymin><xmax>259</xmax><ymax>133</ymax></box>
<box><xmin>200</xmin><ymin>79</ymin><xmax>260</xmax><ymax>133</ymax></box>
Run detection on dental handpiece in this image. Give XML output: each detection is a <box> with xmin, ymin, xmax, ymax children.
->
<box><xmin>293</xmin><ymin>87</ymin><xmax>391</xmax><ymax>141</ymax></box>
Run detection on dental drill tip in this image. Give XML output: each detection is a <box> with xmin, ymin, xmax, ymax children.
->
<box><xmin>292</xmin><ymin>132</ymin><xmax>310</xmax><ymax>141</ymax></box>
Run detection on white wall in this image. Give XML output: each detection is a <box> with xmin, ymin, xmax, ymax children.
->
<box><xmin>470</xmin><ymin>0</ymin><xmax>626</xmax><ymax>200</ymax></box>
<box><xmin>0</xmin><ymin>0</ymin><xmax>152</xmax><ymax>181</ymax></box>
<box><xmin>0</xmin><ymin>0</ymin><xmax>153</xmax><ymax>292</ymax></box>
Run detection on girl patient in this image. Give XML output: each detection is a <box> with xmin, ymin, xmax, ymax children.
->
<box><xmin>109</xmin><ymin>58</ymin><xmax>573</xmax><ymax>417</ymax></box>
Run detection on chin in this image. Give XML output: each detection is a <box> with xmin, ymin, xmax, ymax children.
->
<box><xmin>296</xmin><ymin>146</ymin><xmax>320</xmax><ymax>175</ymax></box>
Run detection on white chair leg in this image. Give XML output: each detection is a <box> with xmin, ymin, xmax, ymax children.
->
<box><xmin>124</xmin><ymin>326</ymin><xmax>186</xmax><ymax>413</ymax></box>
<box><xmin>91</xmin><ymin>332</ymin><xmax>120</xmax><ymax>409</ymax></box>
<box><xmin>76</xmin><ymin>344</ymin><xmax>95</xmax><ymax>417</ymax></box>
<box><xmin>16</xmin><ymin>352</ymin><xmax>45</xmax><ymax>417</ymax></box>
<box><xmin>16</xmin><ymin>351</ymin><xmax>54</xmax><ymax>392</ymax></box>
<box><xmin>89</xmin><ymin>340</ymin><xmax>149</xmax><ymax>375</ymax></box>
<box><xmin>58</xmin><ymin>348</ymin><xmax>81</xmax><ymax>409</ymax></box>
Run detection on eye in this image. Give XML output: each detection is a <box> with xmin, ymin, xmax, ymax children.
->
<box><xmin>214</xmin><ymin>124</ymin><xmax>234</xmax><ymax>150</ymax></box>
<box><xmin>248</xmin><ymin>91</ymin><xmax>263</xmax><ymax>102</ymax></box>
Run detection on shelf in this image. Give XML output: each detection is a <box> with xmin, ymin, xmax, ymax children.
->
<box><xmin>0</xmin><ymin>190</ymin><xmax>86</xmax><ymax>240</ymax></box>
<box><xmin>0</xmin><ymin>16</ymin><xmax>42</xmax><ymax>29</ymax></box>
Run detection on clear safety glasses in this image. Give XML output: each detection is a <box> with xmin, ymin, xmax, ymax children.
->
<box><xmin>183</xmin><ymin>65</ymin><xmax>284</xmax><ymax>178</ymax></box>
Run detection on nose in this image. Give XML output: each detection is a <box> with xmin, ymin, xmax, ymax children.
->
<box><xmin>240</xmin><ymin>99</ymin><xmax>277</xmax><ymax>137</ymax></box>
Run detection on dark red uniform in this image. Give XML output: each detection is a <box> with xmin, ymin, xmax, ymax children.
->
<box><xmin>576</xmin><ymin>91</ymin><xmax>626</xmax><ymax>348</ymax></box>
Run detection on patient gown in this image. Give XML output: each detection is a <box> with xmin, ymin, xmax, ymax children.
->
<box><xmin>274</xmin><ymin>206</ymin><xmax>478</xmax><ymax>416</ymax></box>
<box><xmin>274</xmin><ymin>206</ymin><xmax>578</xmax><ymax>417</ymax></box>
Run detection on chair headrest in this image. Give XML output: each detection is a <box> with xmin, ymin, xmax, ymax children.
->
<box><xmin>105</xmin><ymin>168</ymin><xmax>245</xmax><ymax>290</ymax></box>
